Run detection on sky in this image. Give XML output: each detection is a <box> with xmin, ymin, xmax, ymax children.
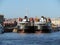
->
<box><xmin>0</xmin><ymin>0</ymin><xmax>60</xmax><ymax>18</ymax></box>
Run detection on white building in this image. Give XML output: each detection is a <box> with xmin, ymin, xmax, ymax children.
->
<box><xmin>51</xmin><ymin>18</ymin><xmax>60</xmax><ymax>27</ymax></box>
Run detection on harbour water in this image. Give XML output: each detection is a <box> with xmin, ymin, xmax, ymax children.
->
<box><xmin>0</xmin><ymin>32</ymin><xmax>60</xmax><ymax>45</ymax></box>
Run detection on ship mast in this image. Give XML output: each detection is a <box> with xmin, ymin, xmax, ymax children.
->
<box><xmin>26</xmin><ymin>8</ymin><xmax>29</xmax><ymax>17</ymax></box>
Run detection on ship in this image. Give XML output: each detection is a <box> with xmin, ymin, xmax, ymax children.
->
<box><xmin>3</xmin><ymin>16</ymin><xmax>52</xmax><ymax>33</ymax></box>
<box><xmin>17</xmin><ymin>16</ymin><xmax>52</xmax><ymax>33</ymax></box>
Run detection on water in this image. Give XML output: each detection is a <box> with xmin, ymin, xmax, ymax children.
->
<box><xmin>0</xmin><ymin>32</ymin><xmax>60</xmax><ymax>45</ymax></box>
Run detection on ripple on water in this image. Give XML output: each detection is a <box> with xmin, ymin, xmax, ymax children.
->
<box><xmin>0</xmin><ymin>32</ymin><xmax>60</xmax><ymax>45</ymax></box>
